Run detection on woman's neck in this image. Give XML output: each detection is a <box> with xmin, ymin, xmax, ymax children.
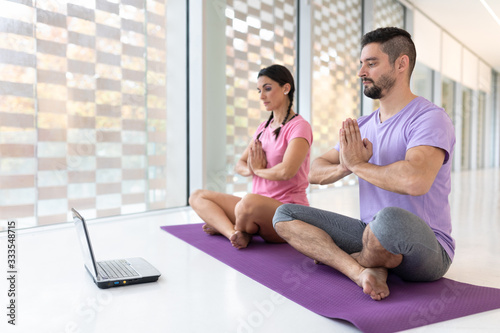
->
<box><xmin>271</xmin><ymin>106</ymin><xmax>294</xmax><ymax>129</ymax></box>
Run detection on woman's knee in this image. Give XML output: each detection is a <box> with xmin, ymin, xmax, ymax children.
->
<box><xmin>234</xmin><ymin>194</ymin><xmax>260</xmax><ymax>219</ymax></box>
<box><xmin>188</xmin><ymin>189</ymin><xmax>212</xmax><ymax>207</ymax></box>
<box><xmin>234</xmin><ymin>194</ymin><xmax>269</xmax><ymax>234</ymax></box>
<box><xmin>188</xmin><ymin>189</ymin><xmax>201</xmax><ymax>207</ymax></box>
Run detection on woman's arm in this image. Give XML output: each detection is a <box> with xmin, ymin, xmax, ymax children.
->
<box><xmin>251</xmin><ymin>137</ymin><xmax>310</xmax><ymax>181</ymax></box>
<box><xmin>234</xmin><ymin>143</ymin><xmax>253</xmax><ymax>177</ymax></box>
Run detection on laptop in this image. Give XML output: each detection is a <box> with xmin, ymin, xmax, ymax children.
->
<box><xmin>72</xmin><ymin>208</ymin><xmax>161</xmax><ymax>289</ymax></box>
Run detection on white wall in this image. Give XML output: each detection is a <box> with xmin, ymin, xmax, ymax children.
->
<box><xmin>410</xmin><ymin>6</ymin><xmax>498</xmax><ymax>170</ymax></box>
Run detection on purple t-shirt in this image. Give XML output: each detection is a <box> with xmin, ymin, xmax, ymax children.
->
<box><xmin>337</xmin><ymin>97</ymin><xmax>456</xmax><ymax>259</ymax></box>
<box><xmin>252</xmin><ymin>115</ymin><xmax>312</xmax><ymax>206</ymax></box>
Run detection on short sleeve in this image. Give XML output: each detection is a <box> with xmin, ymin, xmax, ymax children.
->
<box><xmin>285</xmin><ymin>117</ymin><xmax>313</xmax><ymax>146</ymax></box>
<box><xmin>407</xmin><ymin>110</ymin><xmax>455</xmax><ymax>164</ymax></box>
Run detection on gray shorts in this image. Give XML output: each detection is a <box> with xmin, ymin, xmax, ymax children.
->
<box><xmin>273</xmin><ymin>204</ymin><xmax>451</xmax><ymax>282</ymax></box>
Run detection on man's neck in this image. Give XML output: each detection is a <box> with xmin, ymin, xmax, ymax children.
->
<box><xmin>378</xmin><ymin>88</ymin><xmax>417</xmax><ymax>123</ymax></box>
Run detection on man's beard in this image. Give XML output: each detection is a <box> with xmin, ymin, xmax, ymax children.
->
<box><xmin>363</xmin><ymin>73</ymin><xmax>396</xmax><ymax>100</ymax></box>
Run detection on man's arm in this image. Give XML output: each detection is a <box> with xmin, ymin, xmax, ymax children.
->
<box><xmin>341</xmin><ymin>118</ymin><xmax>445</xmax><ymax>196</ymax></box>
<box><xmin>350</xmin><ymin>146</ymin><xmax>445</xmax><ymax>195</ymax></box>
<box><xmin>308</xmin><ymin>148</ymin><xmax>352</xmax><ymax>185</ymax></box>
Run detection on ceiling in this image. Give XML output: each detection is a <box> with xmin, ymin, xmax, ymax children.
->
<box><xmin>404</xmin><ymin>0</ymin><xmax>500</xmax><ymax>73</ymax></box>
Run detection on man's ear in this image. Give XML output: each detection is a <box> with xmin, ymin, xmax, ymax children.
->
<box><xmin>398</xmin><ymin>55</ymin><xmax>409</xmax><ymax>72</ymax></box>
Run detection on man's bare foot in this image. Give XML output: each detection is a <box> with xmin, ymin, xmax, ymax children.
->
<box><xmin>229</xmin><ymin>231</ymin><xmax>252</xmax><ymax>249</ymax></box>
<box><xmin>202</xmin><ymin>224</ymin><xmax>221</xmax><ymax>235</ymax></box>
<box><xmin>357</xmin><ymin>267</ymin><xmax>390</xmax><ymax>301</ymax></box>
<box><xmin>350</xmin><ymin>252</ymin><xmax>361</xmax><ymax>261</ymax></box>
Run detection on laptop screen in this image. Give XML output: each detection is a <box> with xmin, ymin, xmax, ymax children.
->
<box><xmin>72</xmin><ymin>209</ymin><xmax>99</xmax><ymax>280</ymax></box>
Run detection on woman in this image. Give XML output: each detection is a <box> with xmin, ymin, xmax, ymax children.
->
<box><xmin>189</xmin><ymin>64</ymin><xmax>312</xmax><ymax>249</ymax></box>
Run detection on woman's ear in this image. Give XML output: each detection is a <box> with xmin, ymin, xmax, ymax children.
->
<box><xmin>283</xmin><ymin>83</ymin><xmax>291</xmax><ymax>95</ymax></box>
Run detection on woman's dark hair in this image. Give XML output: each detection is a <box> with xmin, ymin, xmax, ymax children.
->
<box><xmin>257</xmin><ymin>64</ymin><xmax>295</xmax><ymax>139</ymax></box>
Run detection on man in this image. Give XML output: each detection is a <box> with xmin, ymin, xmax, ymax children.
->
<box><xmin>272</xmin><ymin>27</ymin><xmax>455</xmax><ymax>301</ymax></box>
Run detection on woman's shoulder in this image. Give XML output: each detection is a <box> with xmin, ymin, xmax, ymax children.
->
<box><xmin>290</xmin><ymin>114</ymin><xmax>311</xmax><ymax>127</ymax></box>
<box><xmin>285</xmin><ymin>115</ymin><xmax>311</xmax><ymax>132</ymax></box>
<box><xmin>283</xmin><ymin>114</ymin><xmax>313</xmax><ymax>142</ymax></box>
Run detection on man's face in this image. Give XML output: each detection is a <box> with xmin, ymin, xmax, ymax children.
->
<box><xmin>358</xmin><ymin>43</ymin><xmax>397</xmax><ymax>100</ymax></box>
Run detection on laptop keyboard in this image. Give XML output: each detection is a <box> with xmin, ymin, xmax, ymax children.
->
<box><xmin>97</xmin><ymin>259</ymin><xmax>139</xmax><ymax>279</ymax></box>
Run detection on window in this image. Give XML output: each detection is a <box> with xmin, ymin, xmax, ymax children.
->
<box><xmin>0</xmin><ymin>0</ymin><xmax>183</xmax><ymax>228</ymax></box>
<box><xmin>412</xmin><ymin>62</ymin><xmax>433</xmax><ymax>102</ymax></box>
<box><xmin>441</xmin><ymin>76</ymin><xmax>457</xmax><ymax>170</ymax></box>
<box><xmin>309</xmin><ymin>0</ymin><xmax>362</xmax><ymax>188</ymax></box>
<box><xmin>461</xmin><ymin>88</ymin><xmax>472</xmax><ymax>170</ymax></box>
<box><xmin>442</xmin><ymin>76</ymin><xmax>455</xmax><ymax>121</ymax></box>
<box><xmin>223</xmin><ymin>0</ymin><xmax>297</xmax><ymax>195</ymax></box>
<box><xmin>308</xmin><ymin>0</ymin><xmax>404</xmax><ymax>188</ymax></box>
<box><xmin>477</xmin><ymin>91</ymin><xmax>486</xmax><ymax>168</ymax></box>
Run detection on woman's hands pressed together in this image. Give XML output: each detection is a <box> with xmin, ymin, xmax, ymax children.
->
<box><xmin>248</xmin><ymin>139</ymin><xmax>268</xmax><ymax>174</ymax></box>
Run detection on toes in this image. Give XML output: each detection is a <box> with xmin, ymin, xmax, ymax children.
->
<box><xmin>230</xmin><ymin>231</ymin><xmax>250</xmax><ymax>249</ymax></box>
<box><xmin>229</xmin><ymin>232</ymin><xmax>241</xmax><ymax>249</ymax></box>
<box><xmin>202</xmin><ymin>224</ymin><xmax>221</xmax><ymax>235</ymax></box>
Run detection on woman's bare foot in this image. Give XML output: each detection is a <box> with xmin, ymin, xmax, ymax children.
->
<box><xmin>229</xmin><ymin>231</ymin><xmax>252</xmax><ymax>249</ymax></box>
<box><xmin>357</xmin><ymin>267</ymin><xmax>390</xmax><ymax>301</ymax></box>
<box><xmin>202</xmin><ymin>224</ymin><xmax>221</xmax><ymax>235</ymax></box>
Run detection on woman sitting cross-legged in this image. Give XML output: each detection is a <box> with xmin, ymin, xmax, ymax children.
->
<box><xmin>189</xmin><ymin>64</ymin><xmax>313</xmax><ymax>249</ymax></box>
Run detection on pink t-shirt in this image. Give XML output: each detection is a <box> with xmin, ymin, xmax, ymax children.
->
<box><xmin>251</xmin><ymin>115</ymin><xmax>312</xmax><ymax>206</ymax></box>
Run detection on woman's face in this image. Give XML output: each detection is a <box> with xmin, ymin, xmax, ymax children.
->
<box><xmin>257</xmin><ymin>76</ymin><xmax>289</xmax><ymax>112</ymax></box>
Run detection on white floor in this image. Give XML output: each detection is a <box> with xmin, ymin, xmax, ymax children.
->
<box><xmin>0</xmin><ymin>168</ymin><xmax>499</xmax><ymax>333</ymax></box>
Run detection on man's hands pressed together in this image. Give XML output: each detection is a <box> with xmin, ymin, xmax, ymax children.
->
<box><xmin>339</xmin><ymin>118</ymin><xmax>373</xmax><ymax>172</ymax></box>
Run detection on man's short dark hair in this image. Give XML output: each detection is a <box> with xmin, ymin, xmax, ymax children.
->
<box><xmin>361</xmin><ymin>27</ymin><xmax>417</xmax><ymax>77</ymax></box>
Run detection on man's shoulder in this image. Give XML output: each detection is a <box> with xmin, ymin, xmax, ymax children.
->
<box><xmin>397</xmin><ymin>97</ymin><xmax>451</xmax><ymax>128</ymax></box>
<box><xmin>410</xmin><ymin>96</ymin><xmax>445</xmax><ymax>114</ymax></box>
<box><xmin>411</xmin><ymin>98</ymin><xmax>452</xmax><ymax>123</ymax></box>
<box><xmin>357</xmin><ymin>112</ymin><xmax>377</xmax><ymax>126</ymax></box>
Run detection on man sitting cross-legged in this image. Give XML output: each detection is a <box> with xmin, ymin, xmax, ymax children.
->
<box><xmin>273</xmin><ymin>27</ymin><xmax>456</xmax><ymax>300</ymax></box>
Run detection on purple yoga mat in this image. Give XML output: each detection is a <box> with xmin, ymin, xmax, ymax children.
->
<box><xmin>161</xmin><ymin>223</ymin><xmax>500</xmax><ymax>333</ymax></box>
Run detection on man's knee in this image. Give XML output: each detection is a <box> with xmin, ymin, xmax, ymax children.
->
<box><xmin>361</xmin><ymin>225</ymin><xmax>403</xmax><ymax>268</ymax></box>
<box><xmin>273</xmin><ymin>220</ymin><xmax>286</xmax><ymax>238</ymax></box>
<box><xmin>272</xmin><ymin>204</ymin><xmax>296</xmax><ymax>228</ymax></box>
<box><xmin>374</xmin><ymin>206</ymin><xmax>407</xmax><ymax>221</ymax></box>
<box><xmin>272</xmin><ymin>204</ymin><xmax>299</xmax><ymax>240</ymax></box>
<box><xmin>369</xmin><ymin>207</ymin><xmax>422</xmax><ymax>257</ymax></box>
<box><xmin>371</xmin><ymin>207</ymin><xmax>414</xmax><ymax>236</ymax></box>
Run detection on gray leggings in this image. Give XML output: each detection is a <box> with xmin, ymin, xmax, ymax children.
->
<box><xmin>273</xmin><ymin>204</ymin><xmax>451</xmax><ymax>282</ymax></box>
